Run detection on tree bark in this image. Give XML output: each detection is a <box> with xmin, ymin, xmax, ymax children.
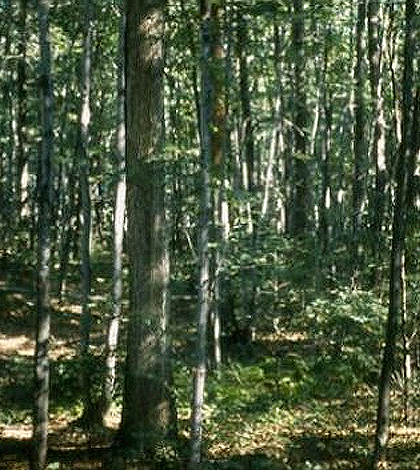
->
<box><xmin>78</xmin><ymin>0</ymin><xmax>94</xmax><ymax>425</ymax></box>
<box><xmin>352</xmin><ymin>0</ymin><xmax>366</xmax><ymax>268</ymax></box>
<box><xmin>33</xmin><ymin>1</ymin><xmax>53</xmax><ymax>468</ymax></box>
<box><xmin>103</xmin><ymin>7</ymin><xmax>126</xmax><ymax>420</ymax></box>
<box><xmin>119</xmin><ymin>0</ymin><xmax>173</xmax><ymax>454</ymax></box>
<box><xmin>290</xmin><ymin>0</ymin><xmax>309</xmax><ymax>236</ymax></box>
<box><xmin>367</xmin><ymin>0</ymin><xmax>387</xmax><ymax>261</ymax></box>
<box><xmin>17</xmin><ymin>0</ymin><xmax>29</xmax><ymax>219</ymax></box>
<box><xmin>372</xmin><ymin>0</ymin><xmax>417</xmax><ymax>465</ymax></box>
<box><xmin>189</xmin><ymin>1</ymin><xmax>214</xmax><ymax>466</ymax></box>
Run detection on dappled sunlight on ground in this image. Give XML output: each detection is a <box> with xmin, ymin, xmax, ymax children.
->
<box><xmin>0</xmin><ymin>424</ymin><xmax>32</xmax><ymax>441</ymax></box>
<box><xmin>0</xmin><ymin>334</ymin><xmax>33</xmax><ymax>357</ymax></box>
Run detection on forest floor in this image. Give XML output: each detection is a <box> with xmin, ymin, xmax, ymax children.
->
<box><xmin>1</xmin><ymin>255</ymin><xmax>420</xmax><ymax>469</ymax></box>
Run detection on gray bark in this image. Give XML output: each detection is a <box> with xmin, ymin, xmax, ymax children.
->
<box><xmin>33</xmin><ymin>0</ymin><xmax>53</xmax><ymax>468</ymax></box>
<box><xmin>189</xmin><ymin>1</ymin><xmax>213</xmax><ymax>467</ymax></box>
<box><xmin>352</xmin><ymin>0</ymin><xmax>366</xmax><ymax>266</ymax></box>
<box><xmin>290</xmin><ymin>0</ymin><xmax>309</xmax><ymax>236</ymax></box>
<box><xmin>79</xmin><ymin>0</ymin><xmax>93</xmax><ymax>423</ymax></box>
<box><xmin>119</xmin><ymin>0</ymin><xmax>173</xmax><ymax>454</ymax></box>
<box><xmin>372</xmin><ymin>0</ymin><xmax>417</xmax><ymax>465</ymax></box>
<box><xmin>103</xmin><ymin>8</ymin><xmax>126</xmax><ymax>418</ymax></box>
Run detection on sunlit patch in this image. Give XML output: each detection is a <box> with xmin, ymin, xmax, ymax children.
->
<box><xmin>1</xmin><ymin>424</ymin><xmax>32</xmax><ymax>440</ymax></box>
<box><xmin>0</xmin><ymin>334</ymin><xmax>34</xmax><ymax>357</ymax></box>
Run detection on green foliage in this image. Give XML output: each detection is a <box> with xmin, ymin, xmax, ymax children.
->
<box><xmin>306</xmin><ymin>288</ymin><xmax>386</xmax><ymax>392</ymax></box>
<box><xmin>261</xmin><ymin>354</ymin><xmax>312</xmax><ymax>402</ymax></box>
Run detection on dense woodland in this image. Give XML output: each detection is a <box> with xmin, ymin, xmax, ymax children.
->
<box><xmin>1</xmin><ymin>0</ymin><xmax>420</xmax><ymax>469</ymax></box>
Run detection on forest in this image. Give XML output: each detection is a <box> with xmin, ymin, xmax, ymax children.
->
<box><xmin>0</xmin><ymin>0</ymin><xmax>420</xmax><ymax>469</ymax></box>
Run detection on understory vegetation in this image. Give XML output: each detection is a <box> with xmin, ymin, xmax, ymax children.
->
<box><xmin>1</xmin><ymin>246</ymin><xmax>419</xmax><ymax>469</ymax></box>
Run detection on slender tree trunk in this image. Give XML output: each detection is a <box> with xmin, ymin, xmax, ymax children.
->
<box><xmin>261</xmin><ymin>24</ymin><xmax>285</xmax><ymax>230</ymax></box>
<box><xmin>57</xmin><ymin>165</ymin><xmax>77</xmax><ymax>300</ymax></box>
<box><xmin>237</xmin><ymin>15</ymin><xmax>254</xmax><ymax>197</ymax></box>
<box><xmin>17</xmin><ymin>0</ymin><xmax>29</xmax><ymax>219</ymax></box>
<box><xmin>103</xmin><ymin>8</ymin><xmax>126</xmax><ymax>420</ymax></box>
<box><xmin>209</xmin><ymin>0</ymin><xmax>227</xmax><ymax>371</ymax></box>
<box><xmin>367</xmin><ymin>0</ymin><xmax>387</xmax><ymax>262</ymax></box>
<box><xmin>318</xmin><ymin>28</ymin><xmax>332</xmax><ymax>257</ymax></box>
<box><xmin>401</xmin><ymin>252</ymin><xmax>410</xmax><ymax>424</ymax></box>
<box><xmin>119</xmin><ymin>0</ymin><xmax>173</xmax><ymax>455</ymax></box>
<box><xmin>372</xmin><ymin>1</ymin><xmax>417</xmax><ymax>465</ymax></box>
<box><xmin>352</xmin><ymin>0</ymin><xmax>366</xmax><ymax>270</ymax></box>
<box><xmin>78</xmin><ymin>0</ymin><xmax>94</xmax><ymax>425</ymax></box>
<box><xmin>237</xmin><ymin>12</ymin><xmax>258</xmax><ymax>332</ymax></box>
<box><xmin>32</xmin><ymin>1</ymin><xmax>53</xmax><ymax>468</ymax></box>
<box><xmin>290</xmin><ymin>0</ymin><xmax>309</xmax><ymax>236</ymax></box>
<box><xmin>189</xmin><ymin>1</ymin><xmax>214</xmax><ymax>466</ymax></box>
<box><xmin>1</xmin><ymin>0</ymin><xmax>14</xmax><ymax>244</ymax></box>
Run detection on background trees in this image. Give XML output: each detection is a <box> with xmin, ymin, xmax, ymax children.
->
<box><xmin>0</xmin><ymin>0</ymin><xmax>419</xmax><ymax>469</ymax></box>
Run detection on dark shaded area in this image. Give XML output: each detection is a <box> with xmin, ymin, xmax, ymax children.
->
<box><xmin>287</xmin><ymin>433</ymin><xmax>370</xmax><ymax>466</ymax></box>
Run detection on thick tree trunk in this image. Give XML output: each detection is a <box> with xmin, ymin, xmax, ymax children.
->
<box><xmin>33</xmin><ymin>1</ymin><xmax>53</xmax><ymax>468</ymax></box>
<box><xmin>119</xmin><ymin>0</ymin><xmax>173</xmax><ymax>455</ymax></box>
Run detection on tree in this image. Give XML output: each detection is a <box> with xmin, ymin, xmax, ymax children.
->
<box><xmin>189</xmin><ymin>0</ymin><xmax>214</xmax><ymax>466</ymax></box>
<box><xmin>78</xmin><ymin>0</ymin><xmax>94</xmax><ymax>425</ymax></box>
<box><xmin>118</xmin><ymin>0</ymin><xmax>174</xmax><ymax>456</ymax></box>
<box><xmin>367</xmin><ymin>0</ymin><xmax>387</xmax><ymax>260</ymax></box>
<box><xmin>372</xmin><ymin>0</ymin><xmax>418</xmax><ymax>465</ymax></box>
<box><xmin>289</xmin><ymin>0</ymin><xmax>309</xmax><ymax>236</ymax></box>
<box><xmin>102</xmin><ymin>5</ymin><xmax>126</xmax><ymax>421</ymax></box>
<box><xmin>33</xmin><ymin>0</ymin><xmax>53</xmax><ymax>468</ymax></box>
<box><xmin>16</xmin><ymin>0</ymin><xmax>29</xmax><ymax>219</ymax></box>
<box><xmin>352</xmin><ymin>0</ymin><xmax>366</xmax><ymax>269</ymax></box>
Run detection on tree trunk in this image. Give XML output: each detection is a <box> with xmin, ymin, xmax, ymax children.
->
<box><xmin>57</xmin><ymin>165</ymin><xmax>77</xmax><ymax>300</ymax></box>
<box><xmin>103</xmin><ymin>7</ymin><xmax>126</xmax><ymax>420</ymax></box>
<box><xmin>78</xmin><ymin>0</ymin><xmax>94</xmax><ymax>425</ymax></box>
<box><xmin>119</xmin><ymin>0</ymin><xmax>173</xmax><ymax>455</ymax></box>
<box><xmin>367</xmin><ymin>0</ymin><xmax>387</xmax><ymax>262</ymax></box>
<box><xmin>209</xmin><ymin>0</ymin><xmax>227</xmax><ymax>371</ymax></box>
<box><xmin>189</xmin><ymin>1</ymin><xmax>214</xmax><ymax>466</ymax></box>
<box><xmin>290</xmin><ymin>0</ymin><xmax>309</xmax><ymax>236</ymax></box>
<box><xmin>372</xmin><ymin>0</ymin><xmax>417</xmax><ymax>465</ymax></box>
<box><xmin>16</xmin><ymin>0</ymin><xmax>29</xmax><ymax>219</ymax></box>
<box><xmin>352</xmin><ymin>0</ymin><xmax>366</xmax><ymax>269</ymax></box>
<box><xmin>32</xmin><ymin>1</ymin><xmax>53</xmax><ymax>468</ymax></box>
<box><xmin>318</xmin><ymin>29</ymin><xmax>332</xmax><ymax>257</ymax></box>
<box><xmin>1</xmin><ymin>0</ymin><xmax>14</xmax><ymax>244</ymax></box>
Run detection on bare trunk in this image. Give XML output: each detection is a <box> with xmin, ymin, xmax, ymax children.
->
<box><xmin>119</xmin><ymin>0</ymin><xmax>173</xmax><ymax>454</ymax></box>
<box><xmin>352</xmin><ymin>0</ymin><xmax>366</xmax><ymax>268</ymax></box>
<box><xmin>189</xmin><ymin>2</ymin><xmax>213</xmax><ymax>466</ymax></box>
<box><xmin>33</xmin><ymin>1</ymin><xmax>53</xmax><ymax>468</ymax></box>
<box><xmin>103</xmin><ymin>8</ymin><xmax>126</xmax><ymax>418</ymax></box>
<box><xmin>79</xmin><ymin>0</ymin><xmax>93</xmax><ymax>424</ymax></box>
<box><xmin>401</xmin><ymin>252</ymin><xmax>410</xmax><ymax>424</ymax></box>
<box><xmin>372</xmin><ymin>1</ymin><xmax>417</xmax><ymax>465</ymax></box>
<box><xmin>17</xmin><ymin>0</ymin><xmax>29</xmax><ymax>219</ymax></box>
<box><xmin>290</xmin><ymin>0</ymin><xmax>309</xmax><ymax>236</ymax></box>
<box><xmin>367</xmin><ymin>0</ymin><xmax>387</xmax><ymax>261</ymax></box>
